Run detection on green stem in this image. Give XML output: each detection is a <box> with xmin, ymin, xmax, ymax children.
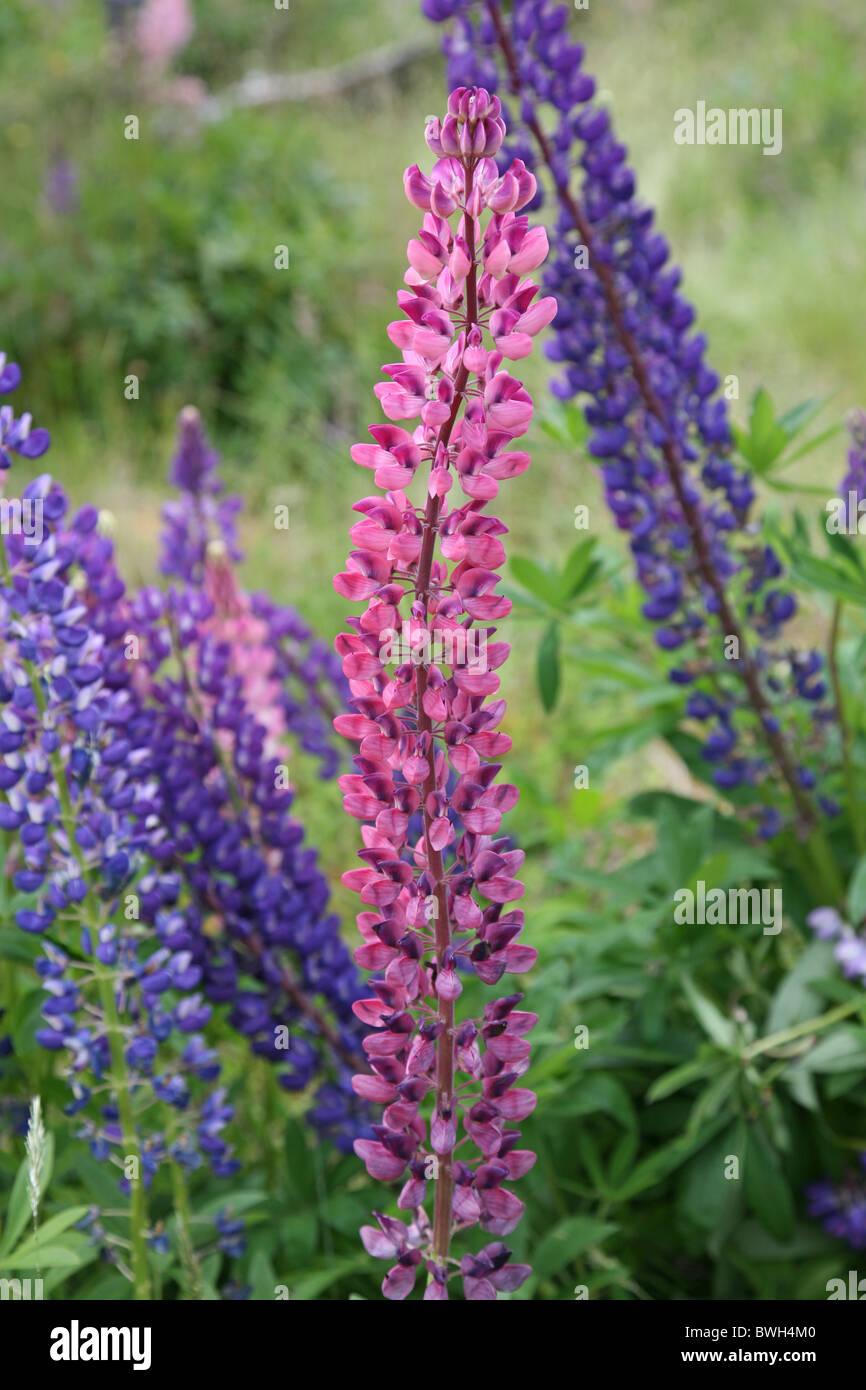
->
<box><xmin>96</xmin><ymin>970</ymin><xmax>151</xmax><ymax>1300</ymax></box>
<box><xmin>742</xmin><ymin>996</ymin><xmax>864</xmax><ymax>1062</ymax></box>
<box><xmin>171</xmin><ymin>1161</ymin><xmax>202</xmax><ymax>1300</ymax></box>
<box><xmin>802</xmin><ymin>824</ymin><xmax>846</xmax><ymax>909</ymax></box>
<box><xmin>829</xmin><ymin>601</ymin><xmax>866</xmax><ymax>854</ymax></box>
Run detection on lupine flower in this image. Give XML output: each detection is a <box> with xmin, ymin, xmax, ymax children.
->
<box><xmin>0</xmin><ymin>355</ymin><xmax>51</xmax><ymax>470</ymax></box>
<box><xmin>0</xmin><ymin>363</ymin><xmax>366</xmax><ymax>1183</ymax></box>
<box><xmin>160</xmin><ymin>407</ymin><xmax>347</xmax><ymax>774</ymax></box>
<box><xmin>160</xmin><ymin>407</ymin><xmax>243</xmax><ymax>586</ymax></box>
<box><xmin>136</xmin><ymin>0</ymin><xmax>194</xmax><ymax>72</ymax></box>
<box><xmin>0</xmin><ymin>448</ymin><xmax>240</xmax><ymax>1188</ymax></box>
<box><xmin>334</xmin><ymin>90</ymin><xmax>541</xmax><ymax>1300</ymax></box>
<box><xmin>137</xmin><ymin>407</ymin><xmax>370</xmax><ymax>1150</ymax></box>
<box><xmin>807</xmin><ymin>1157</ymin><xmax>866</xmax><ymax>1248</ymax></box>
<box><xmin>215</xmin><ymin>1208</ymin><xmax>247</xmax><ymax>1259</ymax></box>
<box><xmin>840</xmin><ymin>409</ymin><xmax>866</xmax><ymax>530</ymax></box>
<box><xmin>807</xmin><ymin>907</ymin><xmax>866</xmax><ymax>985</ymax></box>
<box><xmin>425</xmin><ymin>0</ymin><xmax>833</xmax><ymax>837</ymax></box>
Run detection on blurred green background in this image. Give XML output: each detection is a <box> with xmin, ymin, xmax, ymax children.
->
<box><xmin>2</xmin><ymin>0</ymin><xmax>866</xmax><ymax>1299</ymax></box>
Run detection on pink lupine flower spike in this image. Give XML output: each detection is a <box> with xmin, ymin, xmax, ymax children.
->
<box><xmin>334</xmin><ymin>87</ymin><xmax>551</xmax><ymax>1300</ymax></box>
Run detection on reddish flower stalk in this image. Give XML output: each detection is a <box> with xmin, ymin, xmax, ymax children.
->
<box><xmin>333</xmin><ymin>88</ymin><xmax>552</xmax><ymax>1299</ymax></box>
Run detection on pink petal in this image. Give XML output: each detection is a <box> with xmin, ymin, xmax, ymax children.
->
<box><xmin>351</xmin><ymin>1073</ymin><xmax>398</xmax><ymax>1103</ymax></box>
<box><xmin>490</xmin><ymin>1262</ymin><xmax>531</xmax><ymax>1292</ymax></box>
<box><xmin>354</xmin><ymin>1140</ymin><xmax>407</xmax><ymax>1181</ymax></box>
<box><xmin>514</xmin><ymin>296</ymin><xmax>558</xmax><ymax>336</ymax></box>
<box><xmin>431</xmin><ymin>1110</ymin><xmax>457</xmax><ymax>1154</ymax></box>
<box><xmin>435</xmin><ymin>967</ymin><xmax>462</xmax><ymax>1001</ymax></box>
<box><xmin>502</xmin><ymin>1149</ymin><xmax>537</xmax><ymax>1180</ymax></box>
<box><xmin>360</xmin><ymin>1225</ymin><xmax>395</xmax><ymax>1259</ymax></box>
<box><xmin>429</xmin><ymin>816</ymin><xmax>454</xmax><ymax>851</ymax></box>
<box><xmin>382</xmin><ymin>1262</ymin><xmax>417</xmax><ymax>1300</ymax></box>
<box><xmin>495</xmin><ymin>1087</ymin><xmax>537</xmax><ymax>1121</ymax></box>
<box><xmin>463</xmin><ymin>1275</ymin><xmax>497</xmax><ymax>1300</ymax></box>
<box><xmin>508</xmin><ymin>225</ymin><xmax>549</xmax><ymax>274</ymax></box>
<box><xmin>494</xmin><ymin>332</ymin><xmax>534</xmax><ymax>360</ymax></box>
<box><xmin>504</xmin><ymin>943</ymin><xmax>537</xmax><ymax>971</ymax></box>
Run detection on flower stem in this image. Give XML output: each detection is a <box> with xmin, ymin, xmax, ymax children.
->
<box><xmin>743</xmin><ymin>996</ymin><xmax>865</xmax><ymax>1061</ymax></box>
<box><xmin>417</xmin><ymin>160</ymin><xmax>481</xmax><ymax>1264</ymax></box>
<box><xmin>171</xmin><ymin>1160</ymin><xmax>203</xmax><ymax>1300</ymax></box>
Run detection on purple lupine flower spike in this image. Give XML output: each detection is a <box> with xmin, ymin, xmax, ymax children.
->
<box><xmin>0</xmin><ymin>362</ymin><xmax>370</xmax><ymax>1165</ymax></box>
<box><xmin>839</xmin><ymin>409</ymin><xmax>866</xmax><ymax>531</ymax></box>
<box><xmin>0</xmin><ymin>449</ymin><xmax>241</xmax><ymax>1191</ymax></box>
<box><xmin>128</xmin><ymin>408</ymin><xmax>373</xmax><ymax>1150</ymax></box>
<box><xmin>335</xmin><ymin>90</ymin><xmax>541</xmax><ymax>1300</ymax></box>
<box><xmin>425</xmin><ymin>0</ymin><xmax>834</xmax><ymax>839</ymax></box>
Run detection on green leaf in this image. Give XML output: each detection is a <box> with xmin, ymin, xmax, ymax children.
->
<box><xmin>735</xmin><ymin>390</ymin><xmax>838</xmax><ymax>477</ymax></box>
<box><xmin>824</xmin><ymin>525</ymin><xmax>864</xmax><ymax>572</ymax></box>
<box><xmin>765</xmin><ymin>941</ymin><xmax>836</xmax><ymax>1034</ymax></box>
<box><xmin>678</xmin><ymin>1121</ymin><xmax>743</xmax><ymax>1233</ymax></box>
<box><xmin>558</xmin><ymin>539</ymin><xmax>601</xmax><ymax>603</ymax></box>
<box><xmin>537</xmin><ymin>621</ymin><xmax>561</xmax><ymax>712</ymax></box>
<box><xmin>538</xmin><ymin>401</ymin><xmax>589</xmax><ymax>448</ymax></box>
<box><xmin>780</xmin><ymin>421</ymin><xmax>842</xmax><ymax>466</ymax></box>
<box><xmin>777</xmin><ymin>394</ymin><xmax>832</xmax><ymax>436</ymax></box>
<box><xmin>194</xmin><ymin>1189</ymin><xmax>267</xmax><ymax>1222</ymax></box>
<box><xmin>248</xmin><ymin>1247</ymin><xmax>278</xmax><ymax>1302</ymax></box>
<box><xmin>0</xmin><ymin>1134</ymin><xmax>54</xmax><ymax>1258</ymax></box>
<box><xmin>529</xmin><ymin>1216</ymin><xmax>617</xmax><ymax>1284</ymax></box>
<box><xmin>733</xmin><ymin>1220</ymin><xmax>837</xmax><ymax>1262</ymax></box>
<box><xmin>646</xmin><ymin>1055</ymin><xmax>722</xmax><ymax>1105</ymax></box>
<box><xmin>0</xmin><ymin>1241</ymin><xmax>85</xmax><ymax>1272</ymax></box>
<box><xmin>0</xmin><ymin>926</ymin><xmax>42</xmax><ymax>966</ymax></box>
<box><xmin>848</xmin><ymin>855</ymin><xmax>866</xmax><ymax>923</ymax></box>
<box><xmin>510</xmin><ymin>556</ymin><xmax>561</xmax><ymax>608</ymax></box>
<box><xmin>551</xmin><ymin>1073</ymin><xmax>637</xmax><ymax>1131</ymax></box>
<box><xmin>737</xmin><ymin>388</ymin><xmax>789</xmax><ymax>473</ymax></box>
<box><xmin>681</xmin><ymin>975</ymin><xmax>736</xmax><ymax>1049</ymax></box>
<box><xmin>612</xmin><ymin>1113</ymin><xmax>731</xmax><ymax>1201</ymax></box>
<box><xmin>282</xmin><ymin>1255</ymin><xmax>369</xmax><ymax>1301</ymax></box>
<box><xmin>789</xmin><ymin>553</ymin><xmax>866</xmax><ymax>604</ymax></box>
<box><xmin>744</xmin><ymin>1122</ymin><xmax>795</xmax><ymax>1241</ymax></box>
<box><xmin>799</xmin><ymin>1025</ymin><xmax>866</xmax><ymax>1073</ymax></box>
<box><xmin>5</xmin><ymin>1205</ymin><xmax>90</xmax><ymax>1265</ymax></box>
